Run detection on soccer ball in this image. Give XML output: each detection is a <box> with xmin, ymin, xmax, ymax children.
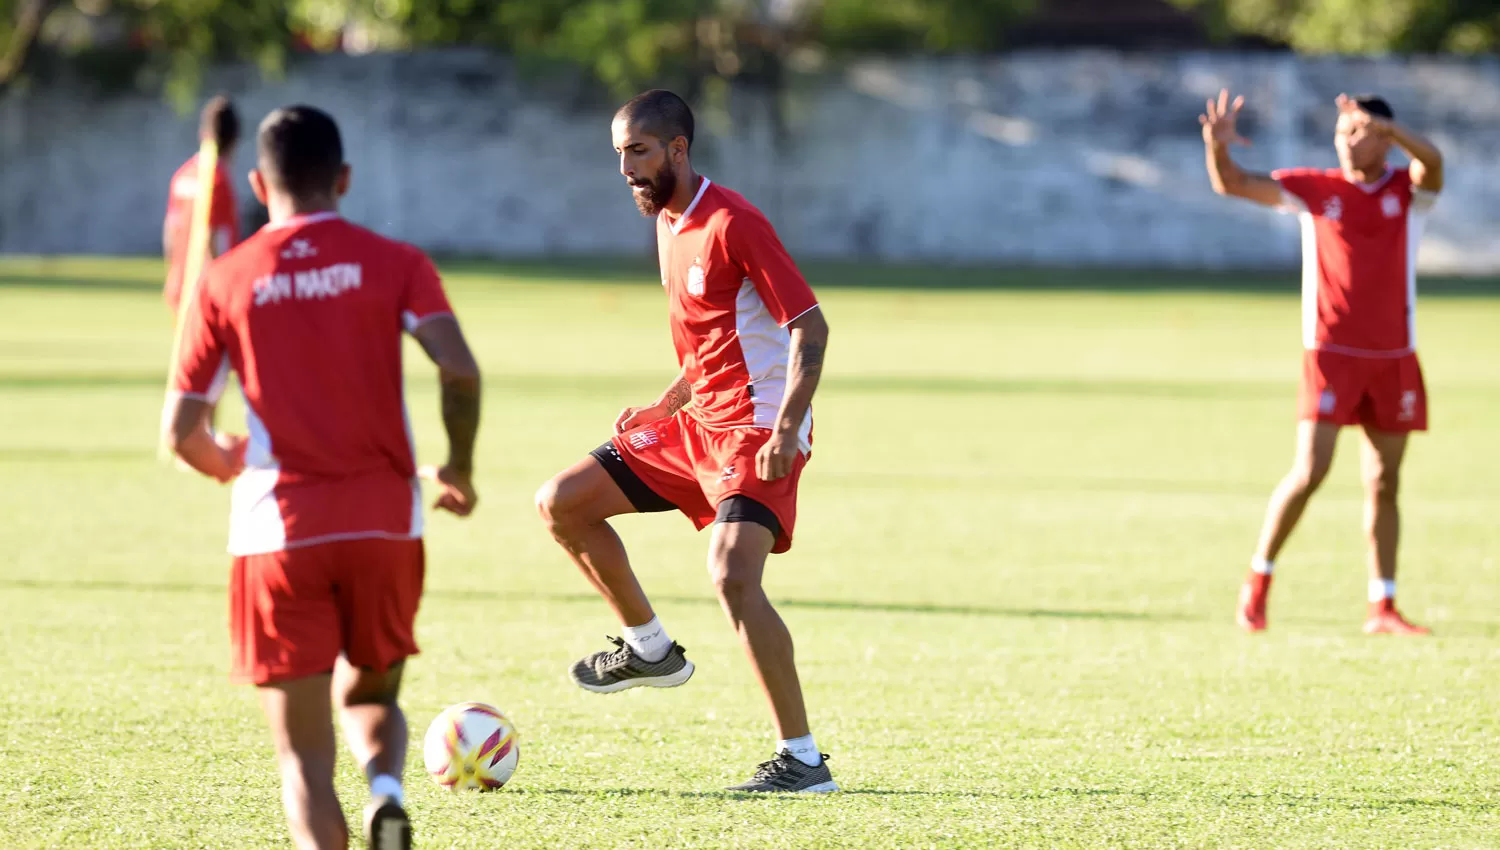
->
<box><xmin>422</xmin><ymin>702</ymin><xmax>520</xmax><ymax>791</ymax></box>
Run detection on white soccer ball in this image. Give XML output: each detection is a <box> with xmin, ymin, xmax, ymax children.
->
<box><xmin>422</xmin><ymin>702</ymin><xmax>520</xmax><ymax>791</ymax></box>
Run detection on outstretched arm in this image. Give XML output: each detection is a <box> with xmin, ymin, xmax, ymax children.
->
<box><xmin>757</xmin><ymin>306</ymin><xmax>828</xmax><ymax>482</ymax></box>
<box><xmin>1201</xmin><ymin>88</ymin><xmax>1285</xmax><ymax>208</ymax></box>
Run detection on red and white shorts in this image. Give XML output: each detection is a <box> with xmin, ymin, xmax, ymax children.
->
<box><xmin>229</xmin><ymin>537</ymin><xmax>425</xmax><ymax>685</ymax></box>
<box><xmin>605</xmin><ymin>410</ymin><xmax>807</xmax><ymax>554</ymax></box>
<box><xmin>1299</xmin><ymin>349</ymin><xmax>1428</xmax><ymax>433</ymax></box>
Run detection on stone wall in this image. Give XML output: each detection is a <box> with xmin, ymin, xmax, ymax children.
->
<box><xmin>4</xmin><ymin>49</ymin><xmax>1499</xmax><ymax>272</ymax></box>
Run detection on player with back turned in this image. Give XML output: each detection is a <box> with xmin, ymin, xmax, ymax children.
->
<box><xmin>1201</xmin><ymin>88</ymin><xmax>1444</xmax><ymax>635</ymax></box>
<box><xmin>536</xmin><ymin>89</ymin><xmax>838</xmax><ymax>792</ymax></box>
<box><xmin>168</xmin><ymin>105</ymin><xmax>482</xmax><ymax>850</ymax></box>
<box><xmin>163</xmin><ymin>95</ymin><xmax>243</xmax><ymax>319</ymax></box>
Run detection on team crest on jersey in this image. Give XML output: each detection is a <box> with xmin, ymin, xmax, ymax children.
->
<box><xmin>280</xmin><ymin>239</ymin><xmax>318</xmax><ymax>260</ymax></box>
<box><xmin>687</xmin><ymin>258</ymin><xmax>706</xmax><ymax>296</ymax></box>
<box><xmin>1380</xmin><ymin>193</ymin><xmax>1402</xmax><ymax>218</ymax></box>
<box><xmin>1321</xmin><ymin>197</ymin><xmax>1343</xmax><ymax>221</ymax></box>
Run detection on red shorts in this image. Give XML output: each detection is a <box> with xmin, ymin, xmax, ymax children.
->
<box><xmin>229</xmin><ymin>537</ymin><xmax>425</xmax><ymax>686</ymax></box>
<box><xmin>613</xmin><ymin>410</ymin><xmax>807</xmax><ymax>554</ymax></box>
<box><xmin>1299</xmin><ymin>350</ymin><xmax>1428</xmax><ymax>432</ymax></box>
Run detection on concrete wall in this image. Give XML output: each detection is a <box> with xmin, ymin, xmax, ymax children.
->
<box><xmin>4</xmin><ymin>49</ymin><xmax>1500</xmax><ymax>272</ymax></box>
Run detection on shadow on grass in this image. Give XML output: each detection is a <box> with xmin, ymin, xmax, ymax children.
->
<box><xmin>0</xmin><ymin>369</ymin><xmax>1300</xmax><ymax>402</ymax></box>
<box><xmin>6</xmin><ymin>258</ymin><xmax>1500</xmax><ymax>296</ymax></box>
<box><xmin>0</xmin><ymin>578</ymin><xmax>1195</xmax><ymax>623</ymax></box>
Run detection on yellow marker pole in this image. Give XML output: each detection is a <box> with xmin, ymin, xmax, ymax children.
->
<box><xmin>158</xmin><ymin>138</ymin><xmax>219</xmax><ymax>462</ymax></box>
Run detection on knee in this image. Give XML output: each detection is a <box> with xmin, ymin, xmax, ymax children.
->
<box><xmin>337</xmin><ymin>667</ymin><xmax>401</xmax><ymax>709</ymax></box>
<box><xmin>708</xmin><ymin>554</ymin><xmax>758</xmax><ymax>611</ymax></box>
<box><xmin>534</xmin><ymin>477</ymin><xmax>572</xmax><ymax>530</ymax></box>
<box><xmin>1289</xmin><ymin>461</ymin><xmax>1330</xmax><ymax>496</ymax></box>
<box><xmin>1364</xmin><ymin>468</ymin><xmax>1400</xmax><ymax>502</ymax></box>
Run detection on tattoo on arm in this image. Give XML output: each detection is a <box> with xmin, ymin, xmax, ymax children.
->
<box><xmin>661</xmin><ymin>376</ymin><xmax>692</xmax><ymax>414</ymax></box>
<box><xmin>440</xmin><ymin>374</ymin><xmax>481</xmax><ymax>473</ymax></box>
<box><xmin>793</xmin><ymin>342</ymin><xmax>825</xmax><ymax>381</ymax></box>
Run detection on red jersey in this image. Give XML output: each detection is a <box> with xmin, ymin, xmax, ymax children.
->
<box><xmin>1274</xmin><ymin>167</ymin><xmax>1436</xmax><ymax>357</ymax></box>
<box><xmin>164</xmin><ymin>153</ymin><xmax>241</xmax><ymax>311</ymax></box>
<box><xmin>172</xmin><ymin>213</ymin><xmax>455</xmax><ymax>556</ymax></box>
<box><xmin>656</xmin><ymin>179</ymin><xmax>820</xmax><ymax>452</ymax></box>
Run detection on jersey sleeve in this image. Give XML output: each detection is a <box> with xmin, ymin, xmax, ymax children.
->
<box><xmin>725</xmin><ymin>209</ymin><xmax>818</xmax><ymax>327</ymax></box>
<box><xmin>172</xmin><ymin>276</ymin><xmax>229</xmax><ymax>401</ymax></box>
<box><xmin>1272</xmin><ymin>168</ymin><xmax>1334</xmax><ymax>215</ymax></box>
<box><xmin>400</xmin><ymin>249</ymin><xmax>455</xmax><ymax>332</ymax></box>
<box><xmin>1403</xmin><ymin>168</ymin><xmax>1439</xmax><ymax>214</ymax></box>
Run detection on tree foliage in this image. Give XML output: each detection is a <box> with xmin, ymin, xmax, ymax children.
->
<box><xmin>1168</xmin><ymin>0</ymin><xmax>1500</xmax><ymax>54</ymax></box>
<box><xmin>5</xmin><ymin>0</ymin><xmax>1499</xmax><ymax>105</ymax></box>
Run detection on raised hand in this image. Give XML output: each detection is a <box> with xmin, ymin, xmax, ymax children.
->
<box><xmin>1200</xmin><ymin>88</ymin><xmax>1252</xmax><ymax>147</ymax></box>
<box><xmin>1336</xmin><ymin>93</ymin><xmax>1394</xmax><ymax>137</ymax></box>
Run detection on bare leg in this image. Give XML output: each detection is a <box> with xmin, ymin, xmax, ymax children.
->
<box><xmin>1358</xmin><ymin>426</ymin><xmax>1408</xmax><ymax>582</ymax></box>
<box><xmin>333</xmin><ymin>658</ymin><xmax>407</xmax><ymax>787</ymax></box>
<box><xmin>536</xmin><ymin>457</ymin><xmax>654</xmax><ymax>626</ymax></box>
<box><xmin>258</xmin><ymin>674</ymin><xmax>348</xmax><ymax>850</ymax></box>
<box><xmin>708</xmin><ymin>521</ymin><xmax>809</xmax><ymax>740</ymax></box>
<box><xmin>1254</xmin><ymin>420</ymin><xmax>1341</xmax><ymax>562</ymax></box>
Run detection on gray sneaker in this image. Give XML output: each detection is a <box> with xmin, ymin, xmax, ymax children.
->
<box><xmin>569</xmin><ymin>636</ymin><xmax>695</xmax><ymax>694</ymax></box>
<box><xmin>364</xmin><ymin>795</ymin><xmax>411</xmax><ymax>850</ymax></box>
<box><xmin>727</xmin><ymin>751</ymin><xmax>839</xmax><ymax>793</ymax></box>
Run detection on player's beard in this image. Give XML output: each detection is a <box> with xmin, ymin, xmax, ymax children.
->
<box><xmin>629</xmin><ymin>165</ymin><xmax>677</xmax><ymax>217</ymax></box>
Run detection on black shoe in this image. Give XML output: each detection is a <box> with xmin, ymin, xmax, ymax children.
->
<box><xmin>364</xmin><ymin>795</ymin><xmax>412</xmax><ymax>850</ymax></box>
<box><xmin>726</xmin><ymin>751</ymin><xmax>839</xmax><ymax>793</ymax></box>
<box><xmin>569</xmin><ymin>636</ymin><xmax>695</xmax><ymax>694</ymax></box>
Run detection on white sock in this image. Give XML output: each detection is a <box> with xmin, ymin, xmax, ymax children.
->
<box><xmin>1369</xmin><ymin>578</ymin><xmax>1396</xmax><ymax>603</ymax></box>
<box><xmin>778</xmin><ymin>734</ymin><xmax>822</xmax><ymax>767</ymax></box>
<box><xmin>369</xmin><ymin>773</ymin><xmax>403</xmax><ymax>806</ymax></box>
<box><xmin>622</xmin><ymin>615</ymin><xmax>672</xmax><ymax>663</ymax></box>
<box><xmin>1251</xmin><ymin>556</ymin><xmax>1274</xmax><ymax>576</ymax></box>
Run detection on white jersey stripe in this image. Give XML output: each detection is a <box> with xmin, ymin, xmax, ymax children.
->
<box><xmin>1298</xmin><ymin>211</ymin><xmax>1321</xmax><ymax>350</ymax></box>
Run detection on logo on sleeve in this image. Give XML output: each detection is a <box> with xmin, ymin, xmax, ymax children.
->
<box><xmin>1380</xmin><ymin>193</ymin><xmax>1402</xmax><ymax>218</ymax></box>
<box><xmin>687</xmin><ymin>258</ymin><xmax>706</xmax><ymax>297</ymax></box>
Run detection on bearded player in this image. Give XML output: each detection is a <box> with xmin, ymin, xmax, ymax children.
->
<box><xmin>535</xmin><ymin>90</ymin><xmax>836</xmax><ymax>793</ymax></box>
<box><xmin>1201</xmin><ymin>89</ymin><xmax>1444</xmax><ymax>635</ymax></box>
<box><xmin>169</xmin><ymin>105</ymin><xmax>482</xmax><ymax>849</ymax></box>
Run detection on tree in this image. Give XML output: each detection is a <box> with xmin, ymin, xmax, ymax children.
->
<box><xmin>1168</xmin><ymin>0</ymin><xmax>1500</xmax><ymax>54</ymax></box>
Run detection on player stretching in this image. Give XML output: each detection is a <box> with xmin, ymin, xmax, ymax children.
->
<box><xmin>1201</xmin><ymin>89</ymin><xmax>1443</xmax><ymax>635</ymax></box>
<box><xmin>168</xmin><ymin>106</ymin><xmax>482</xmax><ymax>850</ymax></box>
<box><xmin>163</xmin><ymin>95</ymin><xmax>242</xmax><ymax>319</ymax></box>
<box><xmin>536</xmin><ymin>90</ymin><xmax>836</xmax><ymax>793</ymax></box>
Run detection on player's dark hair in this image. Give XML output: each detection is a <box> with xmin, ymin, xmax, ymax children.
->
<box><xmin>200</xmin><ymin>95</ymin><xmax>240</xmax><ymax>151</ymax></box>
<box><xmin>1352</xmin><ymin>95</ymin><xmax>1394</xmax><ymax>120</ymax></box>
<box><xmin>615</xmin><ymin>89</ymin><xmax>695</xmax><ymax>151</ymax></box>
<box><xmin>256</xmin><ymin>105</ymin><xmax>344</xmax><ymax>197</ymax></box>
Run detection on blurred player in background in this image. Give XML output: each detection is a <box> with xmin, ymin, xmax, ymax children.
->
<box><xmin>167</xmin><ymin>105</ymin><xmax>482</xmax><ymax>850</ymax></box>
<box><xmin>1201</xmin><ymin>88</ymin><xmax>1444</xmax><ymax>636</ymax></box>
<box><xmin>163</xmin><ymin>95</ymin><xmax>242</xmax><ymax>319</ymax></box>
<box><xmin>536</xmin><ymin>90</ymin><xmax>837</xmax><ymax>792</ymax></box>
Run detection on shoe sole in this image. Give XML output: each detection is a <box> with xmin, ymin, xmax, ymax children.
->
<box><xmin>571</xmin><ymin>658</ymin><xmax>695</xmax><ymax>694</ymax></box>
<box><xmin>366</xmin><ymin>801</ymin><xmax>411</xmax><ymax>850</ymax></box>
<box><xmin>728</xmin><ymin>779</ymin><xmax>841</xmax><ymax>794</ymax></box>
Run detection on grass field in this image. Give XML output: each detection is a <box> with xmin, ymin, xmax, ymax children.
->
<box><xmin>2</xmin><ymin>256</ymin><xmax>1498</xmax><ymax>849</ymax></box>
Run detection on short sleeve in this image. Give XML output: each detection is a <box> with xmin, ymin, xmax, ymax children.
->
<box><xmin>1272</xmin><ymin>168</ymin><xmax>1338</xmax><ymax>215</ymax></box>
<box><xmin>173</xmin><ymin>279</ymin><xmax>229</xmax><ymax>400</ymax></box>
<box><xmin>725</xmin><ymin>210</ymin><xmax>818</xmax><ymax>327</ymax></box>
<box><xmin>400</xmin><ymin>250</ymin><xmax>454</xmax><ymax>333</ymax></box>
<box><xmin>1410</xmin><ymin>184</ymin><xmax>1439</xmax><ymax>214</ymax></box>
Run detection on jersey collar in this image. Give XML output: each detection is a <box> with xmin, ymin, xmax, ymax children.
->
<box><xmin>666</xmin><ymin>177</ymin><xmax>712</xmax><ymax>235</ymax></box>
<box><xmin>266</xmin><ymin>211</ymin><xmax>341</xmax><ymax>231</ymax></box>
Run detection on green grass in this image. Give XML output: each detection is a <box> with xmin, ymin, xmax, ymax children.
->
<box><xmin>1</xmin><ymin>256</ymin><xmax>1498</xmax><ymax>849</ymax></box>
